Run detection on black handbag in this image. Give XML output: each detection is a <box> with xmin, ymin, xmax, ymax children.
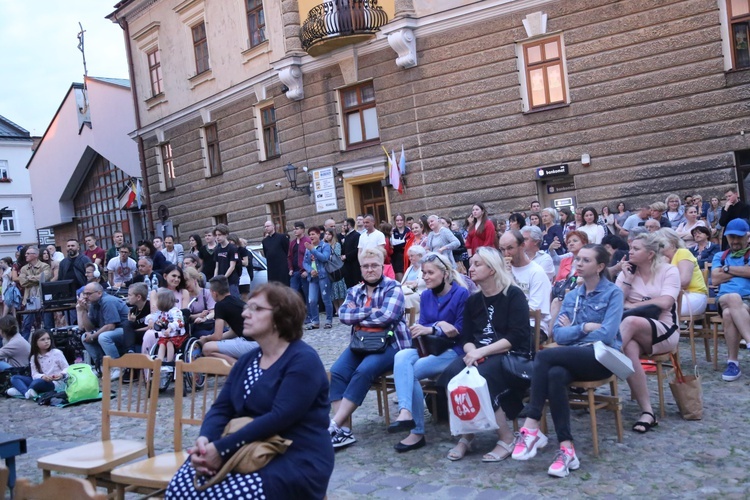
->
<box><xmin>324</xmin><ymin>251</ymin><xmax>345</xmax><ymax>282</ymax></box>
<box><xmin>349</xmin><ymin>329</ymin><xmax>393</xmax><ymax>354</ymax></box>
<box><xmin>499</xmin><ymin>351</ymin><xmax>534</xmax><ymax>382</ymax></box>
<box><xmin>622</xmin><ymin>304</ymin><xmax>662</xmax><ymax>320</ymax></box>
<box><xmin>416</xmin><ymin>334</ymin><xmax>454</xmax><ymax>357</ymax></box>
<box><xmin>552</xmin><ymin>276</ymin><xmax>578</xmax><ymax>301</ymax></box>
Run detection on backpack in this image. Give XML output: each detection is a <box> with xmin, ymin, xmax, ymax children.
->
<box><xmin>3</xmin><ymin>283</ymin><xmax>21</xmax><ymax>310</ymax></box>
<box><xmin>65</xmin><ymin>363</ymin><xmax>100</xmax><ymax>403</ymax></box>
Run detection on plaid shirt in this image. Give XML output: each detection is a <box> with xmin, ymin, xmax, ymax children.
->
<box><xmin>338</xmin><ymin>277</ymin><xmax>410</xmax><ymax>350</ymax></box>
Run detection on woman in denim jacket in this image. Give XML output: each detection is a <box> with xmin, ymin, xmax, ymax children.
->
<box><xmin>512</xmin><ymin>244</ymin><xmax>623</xmax><ymax>478</ymax></box>
<box><xmin>303</xmin><ymin>227</ymin><xmax>333</xmax><ymax>329</ymax></box>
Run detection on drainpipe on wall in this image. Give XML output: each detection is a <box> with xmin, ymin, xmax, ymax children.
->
<box><xmin>116</xmin><ymin>14</ymin><xmax>155</xmax><ymax>235</ymax></box>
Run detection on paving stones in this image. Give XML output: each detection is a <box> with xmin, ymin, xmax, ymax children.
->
<box><xmin>3</xmin><ymin>319</ymin><xmax>750</xmax><ymax>498</ymax></box>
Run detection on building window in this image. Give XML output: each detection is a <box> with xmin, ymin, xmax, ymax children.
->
<box><xmin>261</xmin><ymin>105</ymin><xmax>280</xmax><ymax>159</ymax></box>
<box><xmin>523</xmin><ymin>36</ymin><xmax>567</xmax><ymax>109</ymax></box>
<box><xmin>0</xmin><ymin>160</ymin><xmax>8</xmax><ymax>180</ymax></box>
<box><xmin>340</xmin><ymin>81</ymin><xmax>379</xmax><ymax>147</ymax></box>
<box><xmin>0</xmin><ymin>210</ymin><xmax>17</xmax><ymax>233</ymax></box>
<box><xmin>212</xmin><ymin>214</ymin><xmax>228</xmax><ymax>226</ymax></box>
<box><xmin>246</xmin><ymin>0</ymin><xmax>266</xmax><ymax>47</ymax></box>
<box><xmin>729</xmin><ymin>0</ymin><xmax>750</xmax><ymax>69</ymax></box>
<box><xmin>159</xmin><ymin>143</ymin><xmax>175</xmax><ymax>191</ymax></box>
<box><xmin>147</xmin><ymin>49</ymin><xmax>163</xmax><ymax>96</ymax></box>
<box><xmin>192</xmin><ymin>22</ymin><xmax>210</xmax><ymax>75</ymax></box>
<box><xmin>268</xmin><ymin>201</ymin><xmax>286</xmax><ymax>233</ymax></box>
<box><xmin>73</xmin><ymin>156</ymin><xmax>137</xmax><ymax>244</ymax></box>
<box><xmin>204</xmin><ymin>123</ymin><xmax>222</xmax><ymax>176</ymax></box>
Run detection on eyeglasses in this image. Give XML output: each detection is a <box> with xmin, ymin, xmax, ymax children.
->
<box><xmin>360</xmin><ymin>263</ymin><xmax>382</xmax><ymax>270</ymax></box>
<box><xmin>245</xmin><ymin>303</ymin><xmax>274</xmax><ymax>313</ymax></box>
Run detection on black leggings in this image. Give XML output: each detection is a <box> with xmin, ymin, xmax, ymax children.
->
<box><xmin>523</xmin><ymin>346</ymin><xmax>611</xmax><ymax>444</ymax></box>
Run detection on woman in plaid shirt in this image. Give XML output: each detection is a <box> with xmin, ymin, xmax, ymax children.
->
<box><xmin>328</xmin><ymin>247</ymin><xmax>410</xmax><ymax>449</ymax></box>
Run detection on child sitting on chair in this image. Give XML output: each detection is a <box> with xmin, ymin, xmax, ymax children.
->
<box><xmin>7</xmin><ymin>329</ymin><xmax>68</xmax><ymax>399</ymax></box>
<box><xmin>148</xmin><ymin>289</ymin><xmax>187</xmax><ymax>366</ymax></box>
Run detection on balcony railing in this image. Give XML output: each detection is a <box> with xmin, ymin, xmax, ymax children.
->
<box><xmin>302</xmin><ymin>0</ymin><xmax>389</xmax><ymax>54</ymax></box>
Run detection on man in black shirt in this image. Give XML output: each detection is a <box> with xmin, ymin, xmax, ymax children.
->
<box><xmin>213</xmin><ymin>224</ymin><xmax>241</xmax><ymax>299</ymax></box>
<box><xmin>719</xmin><ymin>187</ymin><xmax>750</xmax><ymax>249</ymax></box>
<box><xmin>199</xmin><ymin>230</ymin><xmax>218</xmax><ymax>280</ymax></box>
<box><xmin>198</xmin><ymin>275</ymin><xmax>256</xmax><ymax>364</ymax></box>
<box><xmin>130</xmin><ymin>257</ymin><xmax>165</xmax><ymax>293</ymax></box>
<box><xmin>261</xmin><ymin>220</ymin><xmax>290</xmax><ymax>285</ymax></box>
<box><xmin>58</xmin><ymin>239</ymin><xmax>92</xmax><ymax>289</ymax></box>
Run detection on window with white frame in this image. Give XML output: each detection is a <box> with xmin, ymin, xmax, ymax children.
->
<box><xmin>340</xmin><ymin>81</ymin><xmax>379</xmax><ymax>148</ymax></box>
<box><xmin>0</xmin><ymin>160</ymin><xmax>8</xmax><ymax>180</ymax></box>
<box><xmin>728</xmin><ymin>0</ymin><xmax>750</xmax><ymax>69</ymax></box>
<box><xmin>0</xmin><ymin>210</ymin><xmax>17</xmax><ymax>233</ymax></box>
<box><xmin>157</xmin><ymin>142</ymin><xmax>175</xmax><ymax>191</ymax></box>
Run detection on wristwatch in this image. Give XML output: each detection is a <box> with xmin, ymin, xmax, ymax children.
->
<box><xmin>723</xmin><ymin>265</ymin><xmax>731</xmax><ymax>274</ymax></box>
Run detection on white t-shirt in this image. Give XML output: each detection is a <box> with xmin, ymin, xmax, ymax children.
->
<box><xmin>357</xmin><ymin>229</ymin><xmax>386</xmax><ymax>250</ymax></box>
<box><xmin>511</xmin><ymin>261</ymin><xmax>552</xmax><ymax>333</ymax></box>
<box><xmin>579</xmin><ymin>224</ymin><xmax>605</xmax><ymax>244</ymax></box>
<box><xmin>106</xmin><ymin>257</ymin><xmax>138</xmax><ymax>285</ymax></box>
<box><xmin>532</xmin><ymin>251</ymin><xmax>556</xmax><ymax>281</ymax></box>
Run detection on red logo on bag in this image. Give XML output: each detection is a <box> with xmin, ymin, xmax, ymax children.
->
<box><xmin>450</xmin><ymin>386</ymin><xmax>481</xmax><ymax>421</ymax></box>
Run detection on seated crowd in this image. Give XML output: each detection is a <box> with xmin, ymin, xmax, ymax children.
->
<box><xmin>0</xmin><ymin>188</ymin><xmax>746</xmax><ymax>492</ymax></box>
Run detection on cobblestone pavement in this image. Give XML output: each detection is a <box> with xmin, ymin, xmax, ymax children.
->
<box><xmin>3</xmin><ymin>319</ymin><xmax>750</xmax><ymax>499</ymax></box>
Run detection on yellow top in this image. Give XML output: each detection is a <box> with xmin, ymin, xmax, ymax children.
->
<box><xmin>671</xmin><ymin>248</ymin><xmax>707</xmax><ymax>295</ymax></box>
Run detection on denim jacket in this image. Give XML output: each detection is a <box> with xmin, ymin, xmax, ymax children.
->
<box><xmin>303</xmin><ymin>242</ymin><xmax>332</xmax><ymax>281</ymax></box>
<box><xmin>553</xmin><ymin>277</ymin><xmax>624</xmax><ymax>350</ymax></box>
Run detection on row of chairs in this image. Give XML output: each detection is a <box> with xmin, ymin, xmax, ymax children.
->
<box><xmin>28</xmin><ymin>354</ymin><xmax>232</xmax><ymax>499</ymax></box>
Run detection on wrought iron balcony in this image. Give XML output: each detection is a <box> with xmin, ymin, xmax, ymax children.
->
<box><xmin>302</xmin><ymin>0</ymin><xmax>389</xmax><ymax>56</ymax></box>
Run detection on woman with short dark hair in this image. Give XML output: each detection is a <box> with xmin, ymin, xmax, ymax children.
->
<box><xmin>166</xmin><ymin>283</ymin><xmax>334</xmax><ymax>499</ymax></box>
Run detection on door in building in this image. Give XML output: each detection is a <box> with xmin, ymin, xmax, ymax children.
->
<box><xmin>539</xmin><ymin>177</ymin><xmax>577</xmax><ymax>214</ymax></box>
<box><xmin>735</xmin><ymin>150</ymin><xmax>750</xmax><ymax>203</ymax></box>
<box><xmin>359</xmin><ymin>181</ymin><xmax>387</xmax><ymax>223</ymax></box>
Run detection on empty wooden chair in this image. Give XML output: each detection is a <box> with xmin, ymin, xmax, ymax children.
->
<box><xmin>111</xmin><ymin>357</ymin><xmax>233</xmax><ymax>500</ymax></box>
<box><xmin>37</xmin><ymin>354</ymin><xmax>162</xmax><ymax>489</ymax></box>
<box><xmin>15</xmin><ymin>476</ymin><xmax>107</xmax><ymax>500</ymax></box>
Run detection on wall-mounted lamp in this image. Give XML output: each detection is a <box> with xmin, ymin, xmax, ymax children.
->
<box><xmin>581</xmin><ymin>153</ymin><xmax>591</xmax><ymax>167</ymax></box>
<box><xmin>335</xmin><ymin>168</ymin><xmax>343</xmax><ymax>183</ymax></box>
<box><xmin>282</xmin><ymin>163</ymin><xmax>311</xmax><ymax>195</ymax></box>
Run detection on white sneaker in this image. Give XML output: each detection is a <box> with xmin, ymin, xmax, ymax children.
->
<box><xmin>6</xmin><ymin>388</ymin><xmax>21</xmax><ymax>397</ymax></box>
<box><xmin>109</xmin><ymin>368</ymin><xmax>121</xmax><ymax>381</ymax></box>
<box><xmin>548</xmin><ymin>447</ymin><xmax>580</xmax><ymax>478</ymax></box>
<box><xmin>24</xmin><ymin>389</ymin><xmax>38</xmax><ymax>400</ymax></box>
<box><xmin>511</xmin><ymin>427</ymin><xmax>548</xmax><ymax>460</ymax></box>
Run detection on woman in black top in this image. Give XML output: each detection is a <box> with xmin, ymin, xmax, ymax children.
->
<box><xmin>440</xmin><ymin>246</ymin><xmax>532</xmax><ymax>463</ymax></box>
<box><xmin>391</xmin><ymin>213</ymin><xmax>411</xmax><ymax>281</ymax></box>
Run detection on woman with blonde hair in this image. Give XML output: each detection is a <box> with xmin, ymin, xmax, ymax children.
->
<box><xmin>425</xmin><ymin>215</ymin><xmax>460</xmax><ymax>268</ymax></box>
<box><xmin>664</xmin><ymin>194</ymin><xmax>685</xmax><ymax>228</ymax></box>
<box><xmin>438</xmin><ymin>247</ymin><xmax>533</xmax><ymax>462</ymax></box>
<box><xmin>657</xmin><ymin>228</ymin><xmax>708</xmax><ymax>316</ymax></box>
<box><xmin>400</xmin><ymin>245</ymin><xmax>427</xmax><ymax>312</ymax></box>
<box><xmin>616</xmin><ymin>232</ymin><xmax>680</xmax><ymax>433</ymax></box>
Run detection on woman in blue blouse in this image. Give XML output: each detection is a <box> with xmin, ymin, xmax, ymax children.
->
<box><xmin>329</xmin><ymin>247</ymin><xmax>410</xmax><ymax>449</ymax></box>
<box><xmin>303</xmin><ymin>226</ymin><xmax>333</xmax><ymax>329</ymax></box>
<box><xmin>388</xmin><ymin>253</ymin><xmax>470</xmax><ymax>452</ymax></box>
<box><xmin>166</xmin><ymin>282</ymin><xmax>333</xmax><ymax>499</ymax></box>
<box><xmin>512</xmin><ymin>244</ymin><xmax>623</xmax><ymax>478</ymax></box>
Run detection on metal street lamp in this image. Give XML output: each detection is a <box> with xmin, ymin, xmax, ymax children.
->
<box><xmin>282</xmin><ymin>164</ymin><xmax>311</xmax><ymax>195</ymax></box>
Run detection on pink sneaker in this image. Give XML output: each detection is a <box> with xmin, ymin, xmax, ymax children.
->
<box><xmin>548</xmin><ymin>446</ymin><xmax>580</xmax><ymax>478</ymax></box>
<box><xmin>511</xmin><ymin>427</ymin><xmax>548</xmax><ymax>460</ymax></box>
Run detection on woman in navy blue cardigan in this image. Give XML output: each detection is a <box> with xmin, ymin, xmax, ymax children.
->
<box><xmin>166</xmin><ymin>283</ymin><xmax>334</xmax><ymax>499</ymax></box>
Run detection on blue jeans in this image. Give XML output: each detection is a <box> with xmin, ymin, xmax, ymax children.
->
<box><xmin>308</xmin><ymin>277</ymin><xmax>332</xmax><ymax>325</ymax></box>
<box><xmin>393</xmin><ymin>348</ymin><xmax>458</xmax><ymax>434</ymax></box>
<box><xmin>43</xmin><ymin>312</ymin><xmax>54</xmax><ymax>330</ymax></box>
<box><xmin>330</xmin><ymin>344</ymin><xmax>398</xmax><ymax>406</ymax></box>
<box><xmin>228</xmin><ymin>284</ymin><xmax>240</xmax><ymax>299</ymax></box>
<box><xmin>290</xmin><ymin>271</ymin><xmax>311</xmax><ymax>323</ymax></box>
<box><xmin>81</xmin><ymin>328</ymin><xmax>125</xmax><ymax>364</ymax></box>
<box><xmin>11</xmin><ymin>375</ymin><xmax>54</xmax><ymax>394</ymax></box>
<box><xmin>21</xmin><ymin>312</ymin><xmax>38</xmax><ymax>340</ymax></box>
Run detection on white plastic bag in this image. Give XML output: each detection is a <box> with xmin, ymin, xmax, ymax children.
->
<box><xmin>447</xmin><ymin>366</ymin><xmax>499</xmax><ymax>436</ymax></box>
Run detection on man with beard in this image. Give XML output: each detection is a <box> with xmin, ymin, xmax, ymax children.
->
<box><xmin>58</xmin><ymin>239</ymin><xmax>92</xmax><ymax>290</ymax></box>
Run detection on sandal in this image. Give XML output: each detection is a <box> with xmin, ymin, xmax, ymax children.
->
<box><xmin>447</xmin><ymin>437</ymin><xmax>473</xmax><ymax>461</ymax></box>
<box><xmin>482</xmin><ymin>440</ymin><xmax>513</xmax><ymax>462</ymax></box>
<box><xmin>632</xmin><ymin>411</ymin><xmax>658</xmax><ymax>433</ymax></box>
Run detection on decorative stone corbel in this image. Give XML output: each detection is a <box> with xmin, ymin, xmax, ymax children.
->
<box><xmin>387</xmin><ymin>28</ymin><xmax>417</xmax><ymax>69</ymax></box>
<box><xmin>522</xmin><ymin>12</ymin><xmax>548</xmax><ymax>38</ymax></box>
<box><xmin>277</xmin><ymin>64</ymin><xmax>304</xmax><ymax>101</ymax></box>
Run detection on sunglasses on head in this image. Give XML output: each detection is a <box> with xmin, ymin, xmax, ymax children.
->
<box><xmin>423</xmin><ymin>254</ymin><xmax>448</xmax><ymax>269</ymax></box>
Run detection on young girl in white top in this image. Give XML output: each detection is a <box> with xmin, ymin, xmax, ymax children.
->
<box><xmin>149</xmin><ymin>289</ymin><xmax>187</xmax><ymax>364</ymax></box>
<box><xmin>8</xmin><ymin>329</ymin><xmax>68</xmax><ymax>399</ymax></box>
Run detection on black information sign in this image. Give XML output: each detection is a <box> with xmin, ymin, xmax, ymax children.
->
<box><xmin>536</xmin><ymin>164</ymin><xmax>569</xmax><ymax>179</ymax></box>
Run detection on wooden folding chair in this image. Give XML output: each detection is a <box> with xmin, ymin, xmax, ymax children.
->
<box><xmin>677</xmin><ymin>290</ymin><xmax>710</xmax><ymax>366</ymax></box>
<box><xmin>529</xmin><ymin>309</ymin><xmax>543</xmax><ymax>352</ymax></box>
<box><xmin>37</xmin><ymin>354</ymin><xmax>162</xmax><ymax>490</ymax></box>
<box><xmin>639</xmin><ymin>351</ymin><xmax>674</xmax><ymax>419</ymax></box>
<box><xmin>568</xmin><ymin>376</ymin><xmax>623</xmax><ymax>457</ymax></box>
<box><xmin>111</xmin><ymin>357</ymin><xmax>232</xmax><ymax>499</ymax></box>
<box><xmin>15</xmin><ymin>477</ymin><xmax>107</xmax><ymax>500</ymax></box>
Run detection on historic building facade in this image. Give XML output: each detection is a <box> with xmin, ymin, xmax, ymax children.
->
<box><xmin>110</xmin><ymin>0</ymin><xmax>750</xmax><ymax>241</ymax></box>
<box><xmin>0</xmin><ymin>115</ymin><xmax>37</xmax><ymax>255</ymax></box>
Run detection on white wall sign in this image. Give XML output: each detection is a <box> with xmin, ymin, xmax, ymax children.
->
<box><xmin>313</xmin><ymin>167</ymin><xmax>338</xmax><ymax>213</ymax></box>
